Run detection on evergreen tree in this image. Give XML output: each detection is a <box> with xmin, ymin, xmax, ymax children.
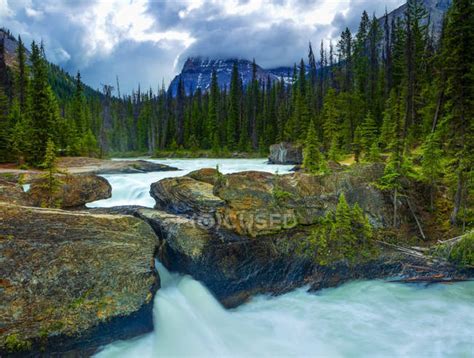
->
<box><xmin>438</xmin><ymin>0</ymin><xmax>474</xmax><ymax>226</ymax></box>
<box><xmin>38</xmin><ymin>138</ymin><xmax>63</xmax><ymax>208</ymax></box>
<box><xmin>0</xmin><ymin>87</ymin><xmax>9</xmax><ymax>160</ymax></box>
<box><xmin>29</xmin><ymin>41</ymin><xmax>60</xmax><ymax>164</ymax></box>
<box><xmin>379</xmin><ymin>91</ymin><xmax>405</xmax><ymax>226</ymax></box>
<box><xmin>227</xmin><ymin>62</ymin><xmax>240</xmax><ymax>149</ymax></box>
<box><xmin>303</xmin><ymin>120</ymin><xmax>326</xmax><ymax>173</ymax></box>
<box><xmin>359</xmin><ymin>111</ymin><xmax>378</xmax><ymax>154</ymax></box>
<box><xmin>71</xmin><ymin>71</ymin><xmax>86</xmax><ymax>136</ymax></box>
<box><xmin>421</xmin><ymin>132</ymin><xmax>443</xmax><ymax>210</ymax></box>
<box><xmin>15</xmin><ymin>35</ymin><xmax>29</xmax><ymax>113</ymax></box>
<box><xmin>322</xmin><ymin>89</ymin><xmax>339</xmax><ymax>154</ymax></box>
<box><xmin>207</xmin><ymin>69</ymin><xmax>219</xmax><ymax>149</ymax></box>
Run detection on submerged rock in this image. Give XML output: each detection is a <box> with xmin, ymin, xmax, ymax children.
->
<box><xmin>0</xmin><ymin>203</ymin><xmax>159</xmax><ymax>355</ymax></box>
<box><xmin>28</xmin><ymin>174</ymin><xmax>112</xmax><ymax>209</ymax></box>
<box><xmin>268</xmin><ymin>142</ymin><xmax>303</xmax><ymax>164</ymax></box>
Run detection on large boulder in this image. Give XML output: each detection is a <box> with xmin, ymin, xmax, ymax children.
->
<box><xmin>149</xmin><ymin>164</ymin><xmax>392</xmax><ymax>237</ymax></box>
<box><xmin>150</xmin><ymin>176</ymin><xmax>225</xmax><ymax>215</ymax></box>
<box><xmin>28</xmin><ymin>174</ymin><xmax>112</xmax><ymax>209</ymax></box>
<box><xmin>268</xmin><ymin>142</ymin><xmax>303</xmax><ymax>164</ymax></box>
<box><xmin>0</xmin><ymin>203</ymin><xmax>159</xmax><ymax>355</ymax></box>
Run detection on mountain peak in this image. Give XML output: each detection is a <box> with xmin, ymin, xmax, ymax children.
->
<box><xmin>169</xmin><ymin>57</ymin><xmax>280</xmax><ymax>96</ymax></box>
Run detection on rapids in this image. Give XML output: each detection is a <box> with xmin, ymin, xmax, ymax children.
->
<box><xmin>90</xmin><ymin>158</ymin><xmax>474</xmax><ymax>357</ymax></box>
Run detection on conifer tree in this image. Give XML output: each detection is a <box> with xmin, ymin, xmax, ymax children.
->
<box><xmin>359</xmin><ymin>111</ymin><xmax>378</xmax><ymax>153</ymax></box>
<box><xmin>303</xmin><ymin>120</ymin><xmax>326</xmax><ymax>173</ymax></box>
<box><xmin>71</xmin><ymin>71</ymin><xmax>86</xmax><ymax>136</ymax></box>
<box><xmin>438</xmin><ymin>0</ymin><xmax>474</xmax><ymax>226</ymax></box>
<box><xmin>0</xmin><ymin>87</ymin><xmax>9</xmax><ymax>160</ymax></box>
<box><xmin>421</xmin><ymin>132</ymin><xmax>443</xmax><ymax>210</ymax></box>
<box><xmin>322</xmin><ymin>89</ymin><xmax>339</xmax><ymax>153</ymax></box>
<box><xmin>38</xmin><ymin>138</ymin><xmax>63</xmax><ymax>208</ymax></box>
<box><xmin>15</xmin><ymin>35</ymin><xmax>29</xmax><ymax>113</ymax></box>
<box><xmin>29</xmin><ymin>41</ymin><xmax>60</xmax><ymax>164</ymax></box>
<box><xmin>379</xmin><ymin>92</ymin><xmax>405</xmax><ymax>226</ymax></box>
<box><xmin>227</xmin><ymin>62</ymin><xmax>240</xmax><ymax>149</ymax></box>
<box><xmin>207</xmin><ymin>69</ymin><xmax>219</xmax><ymax>149</ymax></box>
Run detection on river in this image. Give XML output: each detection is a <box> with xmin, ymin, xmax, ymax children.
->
<box><xmin>90</xmin><ymin>158</ymin><xmax>474</xmax><ymax>357</ymax></box>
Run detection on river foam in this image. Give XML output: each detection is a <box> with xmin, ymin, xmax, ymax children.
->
<box><xmin>92</xmin><ymin>158</ymin><xmax>474</xmax><ymax>357</ymax></box>
<box><xmin>96</xmin><ymin>263</ymin><xmax>474</xmax><ymax>357</ymax></box>
<box><xmin>87</xmin><ymin>158</ymin><xmax>294</xmax><ymax>208</ymax></box>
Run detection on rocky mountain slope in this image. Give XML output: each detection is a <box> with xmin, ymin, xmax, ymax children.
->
<box><xmin>168</xmin><ymin>57</ymin><xmax>284</xmax><ymax>96</ymax></box>
<box><xmin>0</xmin><ymin>28</ymin><xmax>102</xmax><ymax>100</ymax></box>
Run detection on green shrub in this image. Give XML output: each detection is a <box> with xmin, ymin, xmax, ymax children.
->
<box><xmin>449</xmin><ymin>232</ymin><xmax>474</xmax><ymax>267</ymax></box>
<box><xmin>5</xmin><ymin>334</ymin><xmax>32</xmax><ymax>352</ymax></box>
<box><xmin>299</xmin><ymin>193</ymin><xmax>377</xmax><ymax>265</ymax></box>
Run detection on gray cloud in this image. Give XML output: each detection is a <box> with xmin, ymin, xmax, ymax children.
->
<box><xmin>1</xmin><ymin>0</ymin><xmax>405</xmax><ymax>93</ymax></box>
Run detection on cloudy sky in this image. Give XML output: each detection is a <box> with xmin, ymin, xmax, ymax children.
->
<box><xmin>1</xmin><ymin>0</ymin><xmax>405</xmax><ymax>93</ymax></box>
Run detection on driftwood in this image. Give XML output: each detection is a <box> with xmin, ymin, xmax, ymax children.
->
<box><xmin>375</xmin><ymin>240</ymin><xmax>428</xmax><ymax>260</ymax></box>
<box><xmin>390</xmin><ymin>276</ymin><xmax>471</xmax><ymax>284</ymax></box>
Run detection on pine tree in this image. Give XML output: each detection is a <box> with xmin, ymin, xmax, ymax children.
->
<box><xmin>359</xmin><ymin>111</ymin><xmax>378</xmax><ymax>154</ymax></box>
<box><xmin>227</xmin><ymin>62</ymin><xmax>240</xmax><ymax>149</ymax></box>
<box><xmin>71</xmin><ymin>71</ymin><xmax>86</xmax><ymax>136</ymax></box>
<box><xmin>438</xmin><ymin>0</ymin><xmax>474</xmax><ymax>226</ymax></box>
<box><xmin>303</xmin><ymin>120</ymin><xmax>326</xmax><ymax>173</ymax></box>
<box><xmin>29</xmin><ymin>41</ymin><xmax>60</xmax><ymax>165</ymax></box>
<box><xmin>38</xmin><ymin>139</ymin><xmax>64</xmax><ymax>208</ymax></box>
<box><xmin>207</xmin><ymin>69</ymin><xmax>219</xmax><ymax>149</ymax></box>
<box><xmin>15</xmin><ymin>35</ymin><xmax>29</xmax><ymax>113</ymax></box>
<box><xmin>379</xmin><ymin>91</ymin><xmax>405</xmax><ymax>226</ymax></box>
<box><xmin>0</xmin><ymin>87</ymin><xmax>9</xmax><ymax>160</ymax></box>
<box><xmin>421</xmin><ymin>132</ymin><xmax>443</xmax><ymax>210</ymax></box>
<box><xmin>322</xmin><ymin>89</ymin><xmax>339</xmax><ymax>154</ymax></box>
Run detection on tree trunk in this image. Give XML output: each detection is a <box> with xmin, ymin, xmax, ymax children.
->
<box><xmin>393</xmin><ymin>188</ymin><xmax>398</xmax><ymax>227</ymax></box>
<box><xmin>431</xmin><ymin>86</ymin><xmax>444</xmax><ymax>133</ymax></box>
<box><xmin>450</xmin><ymin>173</ymin><xmax>464</xmax><ymax>226</ymax></box>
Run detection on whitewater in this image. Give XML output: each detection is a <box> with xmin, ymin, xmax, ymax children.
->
<box><xmin>90</xmin><ymin>158</ymin><xmax>474</xmax><ymax>357</ymax></box>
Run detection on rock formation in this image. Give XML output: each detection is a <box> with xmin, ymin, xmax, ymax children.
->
<box><xmin>0</xmin><ymin>204</ymin><xmax>159</xmax><ymax>355</ymax></box>
<box><xmin>28</xmin><ymin>174</ymin><xmax>112</xmax><ymax>209</ymax></box>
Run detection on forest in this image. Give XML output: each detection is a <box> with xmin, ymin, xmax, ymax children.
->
<box><xmin>0</xmin><ymin>0</ymin><xmax>472</xmax><ymax>228</ymax></box>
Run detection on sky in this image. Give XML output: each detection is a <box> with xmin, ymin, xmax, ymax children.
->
<box><xmin>1</xmin><ymin>0</ymin><xmax>405</xmax><ymax>94</ymax></box>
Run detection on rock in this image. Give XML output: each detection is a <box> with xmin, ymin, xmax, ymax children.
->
<box><xmin>0</xmin><ymin>179</ymin><xmax>31</xmax><ymax>206</ymax></box>
<box><xmin>56</xmin><ymin>157</ymin><xmax>178</xmax><ymax>175</ymax></box>
<box><xmin>137</xmin><ymin>208</ymin><xmax>213</xmax><ymax>259</ymax></box>
<box><xmin>268</xmin><ymin>142</ymin><xmax>303</xmax><ymax>164</ymax></box>
<box><xmin>187</xmin><ymin>168</ymin><xmax>219</xmax><ymax>185</ymax></box>
<box><xmin>150</xmin><ymin>176</ymin><xmax>225</xmax><ymax>215</ymax></box>
<box><xmin>212</xmin><ymin>164</ymin><xmax>391</xmax><ymax>236</ymax></box>
<box><xmin>149</xmin><ymin>164</ymin><xmax>392</xmax><ymax>237</ymax></box>
<box><xmin>28</xmin><ymin>174</ymin><xmax>112</xmax><ymax>209</ymax></box>
<box><xmin>143</xmin><ymin>206</ymin><xmax>467</xmax><ymax>309</ymax></box>
<box><xmin>0</xmin><ymin>203</ymin><xmax>159</xmax><ymax>355</ymax></box>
